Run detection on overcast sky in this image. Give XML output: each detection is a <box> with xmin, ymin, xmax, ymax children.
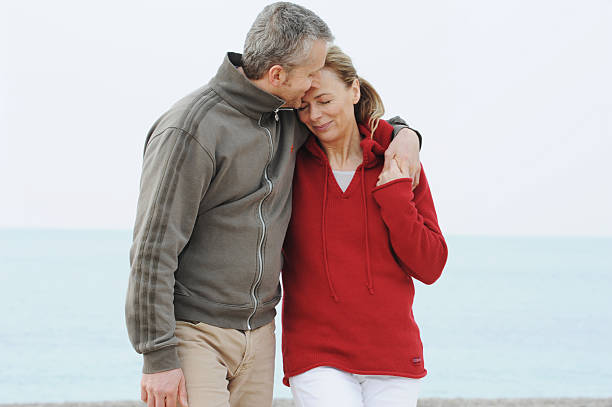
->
<box><xmin>1</xmin><ymin>0</ymin><xmax>610</xmax><ymax>236</ymax></box>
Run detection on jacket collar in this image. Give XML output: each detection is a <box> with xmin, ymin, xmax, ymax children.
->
<box><xmin>209</xmin><ymin>52</ymin><xmax>286</xmax><ymax>121</ymax></box>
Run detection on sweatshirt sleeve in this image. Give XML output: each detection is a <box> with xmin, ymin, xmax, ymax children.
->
<box><xmin>125</xmin><ymin>127</ymin><xmax>214</xmax><ymax>374</ymax></box>
<box><xmin>371</xmin><ymin>165</ymin><xmax>447</xmax><ymax>284</ymax></box>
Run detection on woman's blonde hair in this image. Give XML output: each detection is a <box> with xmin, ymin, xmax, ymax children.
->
<box><xmin>324</xmin><ymin>45</ymin><xmax>385</xmax><ymax>137</ymax></box>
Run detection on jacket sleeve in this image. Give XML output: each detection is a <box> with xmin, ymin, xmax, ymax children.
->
<box><xmin>371</xmin><ymin>165</ymin><xmax>447</xmax><ymax>284</ymax></box>
<box><xmin>125</xmin><ymin>127</ymin><xmax>214</xmax><ymax>373</ymax></box>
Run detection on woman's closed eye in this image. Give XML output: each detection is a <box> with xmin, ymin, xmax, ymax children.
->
<box><xmin>297</xmin><ymin>99</ymin><xmax>331</xmax><ymax>112</ymax></box>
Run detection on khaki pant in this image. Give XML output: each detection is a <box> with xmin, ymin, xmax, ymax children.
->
<box><xmin>175</xmin><ymin>319</ymin><xmax>276</xmax><ymax>407</ymax></box>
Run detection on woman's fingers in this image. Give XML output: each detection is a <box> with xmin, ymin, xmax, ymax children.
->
<box><xmin>377</xmin><ymin>155</ymin><xmax>411</xmax><ymax>186</ymax></box>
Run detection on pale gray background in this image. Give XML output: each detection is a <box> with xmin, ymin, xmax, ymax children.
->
<box><xmin>1</xmin><ymin>0</ymin><xmax>611</xmax><ymax>236</ymax></box>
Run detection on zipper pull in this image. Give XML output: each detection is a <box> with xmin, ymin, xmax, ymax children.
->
<box><xmin>274</xmin><ymin>108</ymin><xmax>279</xmax><ymax>121</ymax></box>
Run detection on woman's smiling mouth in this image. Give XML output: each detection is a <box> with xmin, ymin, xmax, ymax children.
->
<box><xmin>312</xmin><ymin>121</ymin><xmax>333</xmax><ymax>132</ymax></box>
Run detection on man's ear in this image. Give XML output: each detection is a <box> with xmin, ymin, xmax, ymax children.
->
<box><xmin>352</xmin><ymin>78</ymin><xmax>361</xmax><ymax>104</ymax></box>
<box><xmin>267</xmin><ymin>65</ymin><xmax>288</xmax><ymax>88</ymax></box>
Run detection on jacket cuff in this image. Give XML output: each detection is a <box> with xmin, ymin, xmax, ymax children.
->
<box><xmin>143</xmin><ymin>346</ymin><xmax>181</xmax><ymax>374</ymax></box>
<box><xmin>388</xmin><ymin>116</ymin><xmax>422</xmax><ymax>150</ymax></box>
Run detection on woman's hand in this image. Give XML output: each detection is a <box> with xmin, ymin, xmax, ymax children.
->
<box><xmin>377</xmin><ymin>156</ymin><xmax>410</xmax><ymax>186</ymax></box>
<box><xmin>385</xmin><ymin>128</ymin><xmax>421</xmax><ymax>189</ymax></box>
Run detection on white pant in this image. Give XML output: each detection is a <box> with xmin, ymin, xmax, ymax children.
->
<box><xmin>289</xmin><ymin>366</ymin><xmax>421</xmax><ymax>407</ymax></box>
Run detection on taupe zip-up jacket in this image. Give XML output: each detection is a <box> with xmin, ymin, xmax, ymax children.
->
<box><xmin>125</xmin><ymin>52</ymin><xmax>418</xmax><ymax>374</ymax></box>
<box><xmin>126</xmin><ymin>52</ymin><xmax>308</xmax><ymax>373</ymax></box>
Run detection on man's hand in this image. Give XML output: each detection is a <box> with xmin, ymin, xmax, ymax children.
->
<box><xmin>141</xmin><ymin>368</ymin><xmax>188</xmax><ymax>407</ymax></box>
<box><xmin>385</xmin><ymin>127</ymin><xmax>421</xmax><ymax>189</ymax></box>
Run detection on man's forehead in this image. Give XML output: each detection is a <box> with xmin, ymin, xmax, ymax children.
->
<box><xmin>294</xmin><ymin>62</ymin><xmax>322</xmax><ymax>76</ymax></box>
<box><xmin>306</xmin><ymin>40</ymin><xmax>327</xmax><ymax>70</ymax></box>
<box><xmin>303</xmin><ymin>55</ymin><xmax>325</xmax><ymax>71</ymax></box>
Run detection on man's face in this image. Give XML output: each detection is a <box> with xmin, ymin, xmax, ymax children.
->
<box><xmin>277</xmin><ymin>39</ymin><xmax>327</xmax><ymax>108</ymax></box>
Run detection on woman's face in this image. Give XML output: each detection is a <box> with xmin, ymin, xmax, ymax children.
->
<box><xmin>297</xmin><ymin>68</ymin><xmax>360</xmax><ymax>144</ymax></box>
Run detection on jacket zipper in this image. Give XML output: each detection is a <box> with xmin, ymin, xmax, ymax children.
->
<box><xmin>276</xmin><ymin>107</ymin><xmax>293</xmax><ymax>119</ymax></box>
<box><xmin>247</xmin><ymin>114</ymin><xmax>275</xmax><ymax>330</ymax></box>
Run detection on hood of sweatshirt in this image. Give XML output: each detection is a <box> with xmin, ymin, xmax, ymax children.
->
<box><xmin>299</xmin><ymin>119</ymin><xmax>394</xmax><ymax>301</ymax></box>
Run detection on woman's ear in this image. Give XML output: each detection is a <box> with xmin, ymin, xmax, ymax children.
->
<box><xmin>352</xmin><ymin>78</ymin><xmax>361</xmax><ymax>104</ymax></box>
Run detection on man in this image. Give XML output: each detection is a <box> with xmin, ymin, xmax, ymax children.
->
<box><xmin>125</xmin><ymin>3</ymin><xmax>422</xmax><ymax>407</ymax></box>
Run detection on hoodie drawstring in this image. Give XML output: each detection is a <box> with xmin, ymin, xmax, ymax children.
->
<box><xmin>321</xmin><ymin>165</ymin><xmax>339</xmax><ymax>302</ymax></box>
<box><xmin>361</xmin><ymin>165</ymin><xmax>374</xmax><ymax>294</ymax></box>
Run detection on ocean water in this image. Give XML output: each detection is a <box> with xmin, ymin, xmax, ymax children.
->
<box><xmin>0</xmin><ymin>230</ymin><xmax>611</xmax><ymax>403</ymax></box>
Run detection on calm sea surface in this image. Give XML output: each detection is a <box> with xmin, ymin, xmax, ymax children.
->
<box><xmin>0</xmin><ymin>230</ymin><xmax>611</xmax><ymax>403</ymax></box>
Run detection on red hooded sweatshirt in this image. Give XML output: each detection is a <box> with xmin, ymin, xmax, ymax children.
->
<box><xmin>281</xmin><ymin>119</ymin><xmax>448</xmax><ymax>386</ymax></box>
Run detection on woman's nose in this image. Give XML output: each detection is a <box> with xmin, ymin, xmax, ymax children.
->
<box><xmin>310</xmin><ymin>106</ymin><xmax>322</xmax><ymax>121</ymax></box>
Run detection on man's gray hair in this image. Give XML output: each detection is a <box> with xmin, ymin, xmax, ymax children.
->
<box><xmin>242</xmin><ymin>2</ymin><xmax>334</xmax><ymax>80</ymax></box>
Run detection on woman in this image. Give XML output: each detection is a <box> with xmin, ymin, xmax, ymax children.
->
<box><xmin>281</xmin><ymin>46</ymin><xmax>448</xmax><ymax>407</ymax></box>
